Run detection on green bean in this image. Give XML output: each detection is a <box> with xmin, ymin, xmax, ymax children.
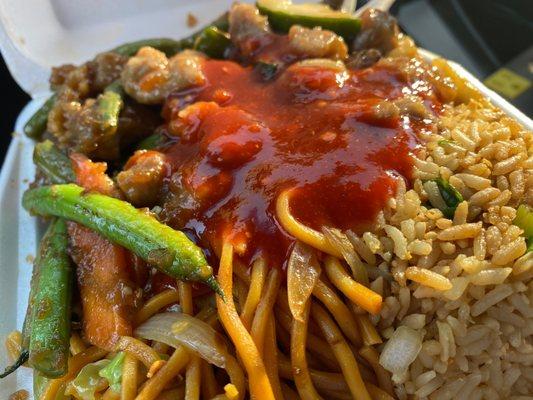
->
<box><xmin>33</xmin><ymin>140</ymin><xmax>75</xmax><ymax>184</ymax></box>
<box><xmin>23</xmin><ymin>94</ymin><xmax>57</xmax><ymax>140</ymax></box>
<box><xmin>97</xmin><ymin>90</ymin><xmax>123</xmax><ymax>133</ymax></box>
<box><xmin>28</xmin><ymin>219</ymin><xmax>73</xmax><ymax>377</ymax></box>
<box><xmin>23</xmin><ymin>184</ymin><xmax>221</xmax><ymax>294</ymax></box>
<box><xmin>112</xmin><ymin>12</ymin><xmax>229</xmax><ymax>57</ymax></box>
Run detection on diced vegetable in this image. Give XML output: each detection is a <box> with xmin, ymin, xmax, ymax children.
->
<box><xmin>135</xmin><ymin>133</ymin><xmax>168</xmax><ymax>150</ymax></box>
<box><xmin>96</xmin><ymin>90</ymin><xmax>123</xmax><ymax>135</ymax></box>
<box><xmin>514</xmin><ymin>204</ymin><xmax>533</xmax><ymax>238</ymax></box>
<box><xmin>424</xmin><ymin>177</ymin><xmax>463</xmax><ymax>219</ymax></box>
<box><xmin>28</xmin><ymin>219</ymin><xmax>73</xmax><ymax>378</ymax></box>
<box><xmin>257</xmin><ymin>0</ymin><xmax>361</xmax><ymax>41</ymax></box>
<box><xmin>255</xmin><ymin>61</ymin><xmax>279</xmax><ymax>81</ymax></box>
<box><xmin>194</xmin><ymin>27</ymin><xmax>232</xmax><ymax>59</ymax></box>
<box><xmin>99</xmin><ymin>352</ymin><xmax>125</xmax><ymax>393</ymax></box>
<box><xmin>23</xmin><ymin>95</ymin><xmax>57</xmax><ymax>140</ymax></box>
<box><xmin>379</xmin><ymin>326</ymin><xmax>423</xmax><ymax>383</ymax></box>
<box><xmin>33</xmin><ymin>140</ymin><xmax>76</xmax><ymax>184</ymax></box>
<box><xmin>22</xmin><ymin>184</ymin><xmax>220</xmax><ymax>294</ymax></box>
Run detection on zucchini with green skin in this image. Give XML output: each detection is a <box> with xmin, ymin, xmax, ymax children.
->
<box><xmin>29</xmin><ymin>219</ymin><xmax>73</xmax><ymax>377</ymax></box>
<box><xmin>23</xmin><ymin>94</ymin><xmax>57</xmax><ymax>140</ymax></box>
<box><xmin>257</xmin><ymin>0</ymin><xmax>361</xmax><ymax>41</ymax></box>
<box><xmin>22</xmin><ymin>184</ymin><xmax>220</xmax><ymax>294</ymax></box>
<box><xmin>33</xmin><ymin>140</ymin><xmax>76</xmax><ymax>184</ymax></box>
<box><xmin>194</xmin><ymin>27</ymin><xmax>232</xmax><ymax>59</ymax></box>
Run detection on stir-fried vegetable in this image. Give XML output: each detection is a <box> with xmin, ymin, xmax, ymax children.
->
<box><xmin>33</xmin><ymin>140</ymin><xmax>76</xmax><ymax>184</ymax></box>
<box><xmin>22</xmin><ymin>184</ymin><xmax>220</xmax><ymax>293</ymax></box>
<box><xmin>378</xmin><ymin>326</ymin><xmax>423</xmax><ymax>383</ymax></box>
<box><xmin>112</xmin><ymin>13</ymin><xmax>229</xmax><ymax>57</ymax></box>
<box><xmin>255</xmin><ymin>61</ymin><xmax>279</xmax><ymax>81</ymax></box>
<box><xmin>0</xmin><ymin>350</ymin><xmax>29</xmax><ymax>378</ymax></box>
<box><xmin>64</xmin><ymin>359</ymin><xmax>110</xmax><ymax>399</ymax></box>
<box><xmin>287</xmin><ymin>242</ymin><xmax>321</xmax><ymax>322</ymax></box>
<box><xmin>423</xmin><ymin>177</ymin><xmax>463</xmax><ymax>219</ymax></box>
<box><xmin>514</xmin><ymin>204</ymin><xmax>533</xmax><ymax>252</ymax></box>
<box><xmin>257</xmin><ymin>0</ymin><xmax>361</xmax><ymax>40</ymax></box>
<box><xmin>194</xmin><ymin>27</ymin><xmax>232</xmax><ymax>59</ymax></box>
<box><xmin>23</xmin><ymin>95</ymin><xmax>57</xmax><ymax>139</ymax></box>
<box><xmin>29</xmin><ymin>219</ymin><xmax>73</xmax><ymax>377</ymax></box>
<box><xmin>514</xmin><ymin>204</ymin><xmax>533</xmax><ymax>238</ymax></box>
<box><xmin>136</xmin><ymin>313</ymin><xmax>228</xmax><ymax>368</ymax></box>
<box><xmin>135</xmin><ymin>133</ymin><xmax>168</xmax><ymax>150</ymax></box>
<box><xmin>99</xmin><ymin>352</ymin><xmax>125</xmax><ymax>393</ymax></box>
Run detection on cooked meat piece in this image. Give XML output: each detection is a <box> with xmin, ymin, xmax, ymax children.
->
<box><xmin>288</xmin><ymin>25</ymin><xmax>348</xmax><ymax>60</ymax></box>
<box><xmin>121</xmin><ymin>47</ymin><xmax>206</xmax><ymax>104</ymax></box>
<box><xmin>49</xmin><ymin>52</ymin><xmax>127</xmax><ymax>98</ymax></box>
<box><xmin>70</xmin><ymin>152</ymin><xmax>123</xmax><ymax>198</ymax></box>
<box><xmin>352</xmin><ymin>9</ymin><xmax>399</xmax><ymax>55</ymax></box>
<box><xmin>228</xmin><ymin>3</ymin><xmax>272</xmax><ymax>57</ymax></box>
<box><xmin>48</xmin><ymin>94</ymin><xmax>120</xmax><ymax>160</ymax></box>
<box><xmin>346</xmin><ymin>48</ymin><xmax>382</xmax><ymax>69</ymax></box>
<box><xmin>161</xmin><ymin>171</ymin><xmax>201</xmax><ymax>230</ymax></box>
<box><xmin>92</xmin><ymin>52</ymin><xmax>129</xmax><ymax>92</ymax></box>
<box><xmin>117</xmin><ymin>150</ymin><xmax>168</xmax><ymax>207</ymax></box>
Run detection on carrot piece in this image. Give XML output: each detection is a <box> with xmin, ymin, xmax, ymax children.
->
<box><xmin>68</xmin><ymin>223</ymin><xmax>137</xmax><ymax>350</ymax></box>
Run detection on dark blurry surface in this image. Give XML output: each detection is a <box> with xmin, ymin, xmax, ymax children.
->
<box><xmin>0</xmin><ymin>57</ymin><xmax>29</xmax><ymax>164</ymax></box>
<box><xmin>0</xmin><ymin>0</ymin><xmax>532</xmax><ymax>165</ymax></box>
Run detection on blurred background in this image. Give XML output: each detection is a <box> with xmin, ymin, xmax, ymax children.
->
<box><xmin>0</xmin><ymin>0</ymin><xmax>532</xmax><ymax>163</ymax></box>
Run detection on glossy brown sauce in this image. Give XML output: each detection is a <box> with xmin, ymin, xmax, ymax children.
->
<box><xmin>162</xmin><ymin>58</ymin><xmax>439</xmax><ymax>268</ymax></box>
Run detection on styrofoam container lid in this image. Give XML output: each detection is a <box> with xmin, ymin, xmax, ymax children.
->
<box><xmin>0</xmin><ymin>1</ymin><xmax>532</xmax><ymax>398</ymax></box>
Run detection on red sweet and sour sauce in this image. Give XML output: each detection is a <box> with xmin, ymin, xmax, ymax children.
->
<box><xmin>161</xmin><ymin>58</ymin><xmax>440</xmax><ymax>268</ymax></box>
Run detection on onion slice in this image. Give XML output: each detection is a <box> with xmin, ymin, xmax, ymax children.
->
<box><xmin>287</xmin><ymin>242</ymin><xmax>321</xmax><ymax>322</ymax></box>
<box><xmin>135</xmin><ymin>312</ymin><xmax>228</xmax><ymax>368</ymax></box>
<box><xmin>379</xmin><ymin>325</ymin><xmax>423</xmax><ymax>383</ymax></box>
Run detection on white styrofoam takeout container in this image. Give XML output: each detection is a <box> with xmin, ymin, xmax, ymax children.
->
<box><xmin>0</xmin><ymin>0</ymin><xmax>532</xmax><ymax>397</ymax></box>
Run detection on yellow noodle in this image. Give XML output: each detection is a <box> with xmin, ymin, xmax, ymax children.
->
<box><xmin>200</xmin><ymin>359</ymin><xmax>219</xmax><ymax>398</ymax></box>
<box><xmin>158</xmin><ymin>386</ymin><xmax>186</xmax><ymax>400</ymax></box>
<box><xmin>276</xmin><ymin>189</ymin><xmax>342</xmax><ymax>257</ymax></box>
<box><xmin>233</xmin><ymin>259</ymin><xmax>252</xmax><ymax>285</ymax></box>
<box><xmin>115</xmin><ymin>337</ymin><xmax>161</xmax><ymax>369</ymax></box>
<box><xmin>234</xmin><ymin>276</ymin><xmax>249</xmax><ymax>314</ymax></box>
<box><xmin>276</xmin><ymin>308</ymin><xmax>338</xmax><ymax>371</ymax></box>
<box><xmin>325</xmin><ymin>256</ymin><xmax>382</xmax><ymax>315</ymax></box>
<box><xmin>216</xmin><ymin>242</ymin><xmax>275</xmax><ymax>400</ymax></box>
<box><xmin>136</xmin><ymin>346</ymin><xmax>190</xmax><ymax>400</ymax></box>
<box><xmin>281</xmin><ymin>383</ymin><xmax>300</xmax><ymax>400</ymax></box>
<box><xmin>42</xmin><ymin>347</ymin><xmax>108</xmax><ymax>400</ymax></box>
<box><xmin>278</xmin><ymin>355</ymin><xmax>347</xmax><ymax>392</ymax></box>
<box><xmin>121</xmin><ymin>353</ymin><xmax>138</xmax><ymax>400</ymax></box>
<box><xmin>354</xmin><ymin>313</ymin><xmax>382</xmax><ymax>346</ymax></box>
<box><xmin>69</xmin><ymin>332</ymin><xmax>87</xmax><ymax>355</ymax></box>
<box><xmin>366</xmin><ymin>383</ymin><xmax>396</xmax><ymax>400</ymax></box>
<box><xmin>102</xmin><ymin>387</ymin><xmax>121</xmax><ymax>400</ymax></box>
<box><xmin>251</xmin><ymin>268</ymin><xmax>281</xmax><ymax>354</ymax></box>
<box><xmin>151</xmin><ymin>341</ymin><xmax>170</xmax><ymax>355</ymax></box>
<box><xmin>240</xmin><ymin>258</ymin><xmax>268</xmax><ymax>330</ymax></box>
<box><xmin>263</xmin><ymin>315</ymin><xmax>284</xmax><ymax>400</ymax></box>
<box><xmin>311</xmin><ymin>303</ymin><xmax>371</xmax><ymax>400</ymax></box>
<box><xmin>358</xmin><ymin>346</ymin><xmax>394</xmax><ymax>396</ymax></box>
<box><xmin>135</xmin><ymin>289</ymin><xmax>179</xmax><ymax>325</ymax></box>
<box><xmin>312</xmin><ymin>280</ymin><xmax>362</xmax><ymax>346</ymax></box>
<box><xmin>291</xmin><ymin>301</ymin><xmax>322</xmax><ymax>400</ymax></box>
<box><xmin>179</xmin><ymin>282</ymin><xmax>202</xmax><ymax>400</ymax></box>
<box><xmin>224</xmin><ymin>356</ymin><xmax>247</xmax><ymax>400</ymax></box>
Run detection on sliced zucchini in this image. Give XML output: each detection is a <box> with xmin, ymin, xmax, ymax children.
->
<box><xmin>257</xmin><ymin>0</ymin><xmax>361</xmax><ymax>40</ymax></box>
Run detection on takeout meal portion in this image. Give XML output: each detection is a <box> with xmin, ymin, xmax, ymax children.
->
<box><xmin>2</xmin><ymin>0</ymin><xmax>532</xmax><ymax>399</ymax></box>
